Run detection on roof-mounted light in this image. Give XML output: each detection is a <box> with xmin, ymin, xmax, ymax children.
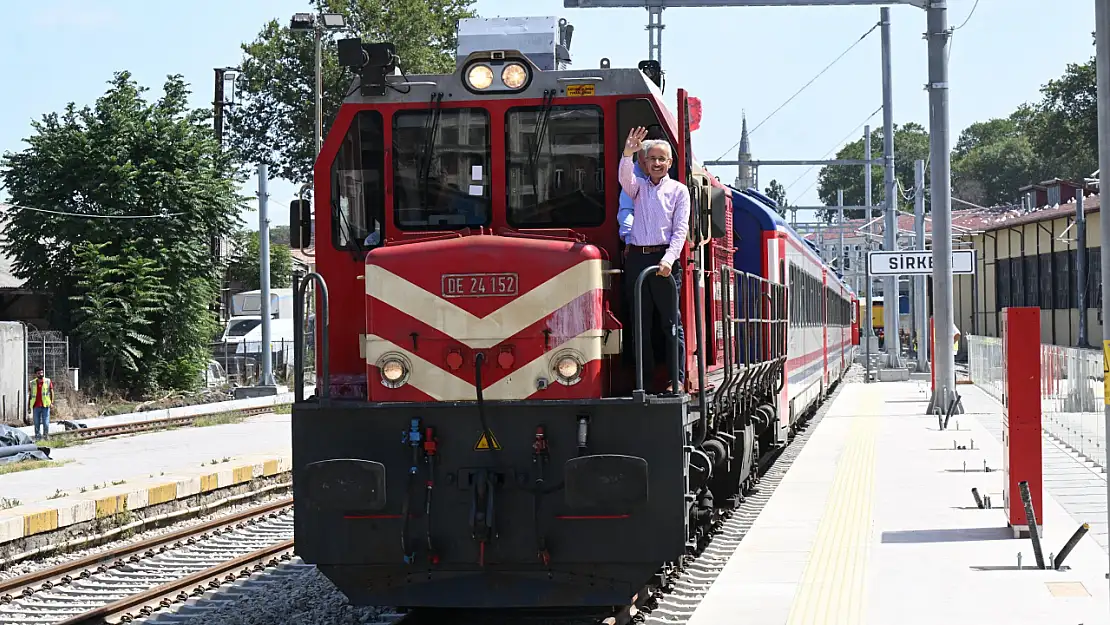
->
<box><xmin>501</xmin><ymin>63</ymin><xmax>528</xmax><ymax>89</ymax></box>
<box><xmin>462</xmin><ymin>54</ymin><xmax>532</xmax><ymax>94</ymax></box>
<box><xmin>467</xmin><ymin>64</ymin><xmax>494</xmax><ymax>90</ymax></box>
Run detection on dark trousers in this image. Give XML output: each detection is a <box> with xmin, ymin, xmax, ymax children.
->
<box><xmin>623</xmin><ymin>249</ymin><xmax>686</xmax><ymax>390</ymax></box>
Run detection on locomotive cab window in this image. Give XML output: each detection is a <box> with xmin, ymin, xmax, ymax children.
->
<box><xmin>331</xmin><ymin>110</ymin><xmax>386</xmax><ymax>251</ymax></box>
<box><xmin>392</xmin><ymin>108</ymin><xmax>491</xmax><ymax>230</ymax></box>
<box><xmin>505</xmin><ymin>105</ymin><xmax>606</xmax><ymax>228</ymax></box>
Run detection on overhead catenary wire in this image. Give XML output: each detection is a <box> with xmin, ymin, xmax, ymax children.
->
<box><xmin>0</xmin><ymin>202</ymin><xmax>184</xmax><ymax>219</ymax></box>
<box><xmin>785</xmin><ymin>105</ymin><xmax>884</xmax><ymax>198</ymax></box>
<box><xmin>711</xmin><ymin>22</ymin><xmax>881</xmax><ymax>163</ymax></box>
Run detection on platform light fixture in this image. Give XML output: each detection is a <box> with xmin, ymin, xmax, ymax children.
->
<box><xmin>290</xmin><ymin>12</ymin><xmax>349</xmax><ymax>155</ymax></box>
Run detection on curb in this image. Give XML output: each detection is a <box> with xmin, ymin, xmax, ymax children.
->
<box><xmin>0</xmin><ymin>454</ymin><xmax>291</xmax><ymax>546</ymax></box>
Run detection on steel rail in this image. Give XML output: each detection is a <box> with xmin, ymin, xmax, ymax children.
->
<box><xmin>52</xmin><ymin>405</ymin><xmax>289</xmax><ymax>443</ymax></box>
<box><xmin>54</xmin><ymin>540</ymin><xmax>295</xmax><ymax>625</ymax></box>
<box><xmin>0</xmin><ymin>498</ymin><xmax>293</xmax><ymax>605</ymax></box>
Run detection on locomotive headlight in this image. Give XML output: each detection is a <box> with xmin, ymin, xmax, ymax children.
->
<box><xmin>501</xmin><ymin>63</ymin><xmax>528</xmax><ymax>89</ymax></box>
<box><xmin>467</xmin><ymin>64</ymin><xmax>494</xmax><ymax>90</ymax></box>
<box><xmin>551</xmin><ymin>350</ymin><xmax>584</xmax><ymax>385</ymax></box>
<box><xmin>377</xmin><ymin>353</ymin><xmax>411</xmax><ymax>388</ymax></box>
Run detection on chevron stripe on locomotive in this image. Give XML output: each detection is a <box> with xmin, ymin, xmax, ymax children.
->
<box><xmin>290</xmin><ymin>16</ymin><xmax>860</xmax><ymax>611</ymax></box>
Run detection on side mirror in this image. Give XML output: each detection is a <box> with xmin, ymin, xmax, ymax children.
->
<box><xmin>290</xmin><ymin>200</ymin><xmax>312</xmax><ymax>249</ymax></box>
<box><xmin>709</xmin><ymin>185</ymin><xmax>727</xmax><ymax>239</ymax></box>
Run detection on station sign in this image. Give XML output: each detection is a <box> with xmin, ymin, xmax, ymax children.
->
<box><xmin>867</xmin><ymin>250</ymin><xmax>975</xmax><ymax>276</ymax></box>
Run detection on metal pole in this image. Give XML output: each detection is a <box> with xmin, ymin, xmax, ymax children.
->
<box><xmin>880</xmin><ymin>6</ymin><xmax>900</xmax><ymax>367</ymax></box>
<box><xmin>865</xmin><ymin>259</ymin><xmax>873</xmax><ymax>383</ymax></box>
<box><xmin>915</xmin><ymin>159</ymin><xmax>929</xmax><ymax>372</ymax></box>
<box><xmin>315</xmin><ymin>25</ymin><xmax>323</xmax><ymax>156</ymax></box>
<box><xmin>258</xmin><ymin>163</ymin><xmax>275</xmax><ymax>387</ymax></box>
<box><xmin>1093</xmin><ymin>0</ymin><xmax>1110</xmax><ymax>604</ymax></box>
<box><xmin>838</xmin><ymin>189</ymin><xmax>845</xmax><ymax>277</ymax></box>
<box><xmin>864</xmin><ymin>124</ymin><xmax>875</xmax><ymax>350</ymax></box>
<box><xmin>927</xmin><ymin>0</ymin><xmax>957</xmax><ymax>415</ymax></box>
<box><xmin>1077</xmin><ymin>189</ymin><xmax>1089</xmax><ymax>346</ymax></box>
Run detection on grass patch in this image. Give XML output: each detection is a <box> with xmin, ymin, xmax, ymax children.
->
<box><xmin>41</xmin><ymin>435</ymin><xmax>88</xmax><ymax>449</ymax></box>
<box><xmin>273</xmin><ymin>404</ymin><xmax>292</xmax><ymax>414</ymax></box>
<box><xmin>0</xmin><ymin>458</ymin><xmax>74</xmax><ymax>476</ymax></box>
<box><xmin>0</xmin><ymin>497</ymin><xmax>20</xmax><ymax>510</ymax></box>
<box><xmin>194</xmin><ymin>410</ymin><xmax>251</xmax><ymax>428</ymax></box>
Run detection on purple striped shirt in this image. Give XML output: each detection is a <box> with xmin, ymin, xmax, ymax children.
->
<box><xmin>618</xmin><ymin>156</ymin><xmax>690</xmax><ymax>267</ymax></box>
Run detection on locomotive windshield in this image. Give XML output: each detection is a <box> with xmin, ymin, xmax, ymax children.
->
<box><xmin>505</xmin><ymin>105</ymin><xmax>605</xmax><ymax>228</ymax></box>
<box><xmin>331</xmin><ymin>111</ymin><xmax>386</xmax><ymax>250</ymax></box>
<box><xmin>392</xmin><ymin>108</ymin><xmax>492</xmax><ymax>230</ymax></box>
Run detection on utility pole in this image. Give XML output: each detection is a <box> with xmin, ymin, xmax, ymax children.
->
<box><xmin>926</xmin><ymin>0</ymin><xmax>957</xmax><ymax>415</ymax></box>
<box><xmin>880</xmin><ymin>6</ymin><xmax>900</xmax><ymax>367</ymax></box>
<box><xmin>1077</xmin><ymin>189</ymin><xmax>1089</xmax><ymax>346</ymax></box>
<box><xmin>315</xmin><ymin>27</ymin><xmax>323</xmax><ymax>156</ymax></box>
<box><xmin>1094</xmin><ymin>0</ymin><xmax>1110</xmax><ymax>604</ymax></box>
<box><xmin>915</xmin><ymin>159</ymin><xmax>928</xmax><ymax>372</ymax></box>
<box><xmin>258</xmin><ymin>163</ymin><xmax>276</xmax><ymax>389</ymax></box>
<box><xmin>864</xmin><ymin>123</ymin><xmax>874</xmax><ymax>352</ymax></box>
<box><xmin>837</xmin><ymin>189</ymin><xmax>845</xmax><ymax>277</ymax></box>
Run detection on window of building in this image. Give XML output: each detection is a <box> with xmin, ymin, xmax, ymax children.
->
<box><xmin>996</xmin><ymin>259</ymin><xmax>1010</xmax><ymax>310</ymax></box>
<box><xmin>1024</xmin><ymin>255</ymin><xmax>1039</xmax><ymax>308</ymax></box>
<box><xmin>330</xmin><ymin>110</ymin><xmax>385</xmax><ymax>250</ymax></box>
<box><xmin>1039</xmin><ymin>254</ymin><xmax>1053</xmax><ymax>309</ymax></box>
<box><xmin>392</xmin><ymin>108</ymin><xmax>491</xmax><ymax>230</ymax></box>
<box><xmin>505</xmin><ymin>105</ymin><xmax>605</xmax><ymax>228</ymax></box>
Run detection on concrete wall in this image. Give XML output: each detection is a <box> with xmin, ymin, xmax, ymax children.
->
<box><xmin>0</xmin><ymin>322</ymin><xmax>26</xmax><ymax>425</ymax></box>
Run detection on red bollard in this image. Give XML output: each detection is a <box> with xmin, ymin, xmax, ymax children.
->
<box><xmin>1001</xmin><ymin>307</ymin><xmax>1043</xmax><ymax>538</ymax></box>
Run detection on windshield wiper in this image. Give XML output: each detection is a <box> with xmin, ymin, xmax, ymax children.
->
<box><xmin>418</xmin><ymin>92</ymin><xmax>445</xmax><ymax>209</ymax></box>
<box><xmin>526</xmin><ymin>90</ymin><xmax>557</xmax><ymax>197</ymax></box>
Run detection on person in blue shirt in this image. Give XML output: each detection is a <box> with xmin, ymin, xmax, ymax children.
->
<box><xmin>618</xmin><ymin>126</ymin><xmax>668</xmax><ymax>244</ymax></box>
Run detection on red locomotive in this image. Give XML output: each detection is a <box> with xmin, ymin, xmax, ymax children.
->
<box><xmin>290</xmin><ymin>16</ymin><xmax>856</xmax><ymax>612</ymax></box>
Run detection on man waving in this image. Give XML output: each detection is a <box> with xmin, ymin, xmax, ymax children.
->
<box><xmin>618</xmin><ymin>126</ymin><xmax>690</xmax><ymax>393</ymax></box>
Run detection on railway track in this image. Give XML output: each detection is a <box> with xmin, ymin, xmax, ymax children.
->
<box><xmin>0</xmin><ymin>498</ymin><xmax>294</xmax><ymax>624</ymax></box>
<box><xmin>53</xmin><ymin>405</ymin><xmax>288</xmax><ymax>443</ymax></box>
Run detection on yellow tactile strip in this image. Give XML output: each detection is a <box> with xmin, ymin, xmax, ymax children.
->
<box><xmin>0</xmin><ymin>454</ymin><xmax>290</xmax><ymax>545</ymax></box>
<box><xmin>786</xmin><ymin>415</ymin><xmax>880</xmax><ymax>625</ymax></box>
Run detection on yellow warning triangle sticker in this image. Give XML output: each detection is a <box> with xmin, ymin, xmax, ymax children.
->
<box><xmin>474</xmin><ymin>430</ymin><xmax>502</xmax><ymax>451</ymax></box>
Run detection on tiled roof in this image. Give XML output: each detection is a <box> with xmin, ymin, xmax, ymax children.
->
<box><xmin>801</xmin><ymin>193</ymin><xmax>1103</xmax><ymax>243</ymax></box>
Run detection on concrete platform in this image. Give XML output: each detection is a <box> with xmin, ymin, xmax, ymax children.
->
<box><xmin>688</xmin><ymin>381</ymin><xmax>1110</xmax><ymax>625</ymax></box>
<box><xmin>0</xmin><ymin>411</ymin><xmax>292</xmax><ymax>547</ymax></box>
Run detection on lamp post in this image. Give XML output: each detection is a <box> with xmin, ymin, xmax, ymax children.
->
<box><xmin>290</xmin><ymin>12</ymin><xmax>347</xmax><ymax>157</ymax></box>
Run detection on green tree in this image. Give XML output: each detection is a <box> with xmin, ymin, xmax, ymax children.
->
<box><xmin>816</xmin><ymin>123</ymin><xmax>931</xmax><ymax>221</ymax></box>
<box><xmin>69</xmin><ymin>242</ymin><xmax>168</xmax><ymax>388</ymax></box>
<box><xmin>226</xmin><ymin>230</ymin><xmax>294</xmax><ymax>291</ymax></box>
<box><xmin>1020</xmin><ymin>58</ymin><xmax>1097</xmax><ymax>180</ymax></box>
<box><xmin>0</xmin><ymin>71</ymin><xmax>245</xmax><ymax>394</ymax></box>
<box><xmin>229</xmin><ymin>0</ymin><xmax>477</xmax><ymax>183</ymax></box>
<box><xmin>764</xmin><ymin>179</ymin><xmax>788</xmax><ymax>216</ymax></box>
<box><xmin>951</xmin><ymin>116</ymin><xmax>1051</xmax><ymax>207</ymax></box>
<box><xmin>269</xmin><ymin>224</ymin><xmax>291</xmax><ymax>247</ymax></box>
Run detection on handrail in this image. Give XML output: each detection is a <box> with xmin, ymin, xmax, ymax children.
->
<box><xmin>632</xmin><ymin>265</ymin><xmax>681</xmax><ymax>396</ymax></box>
<box><xmin>294</xmin><ymin>272</ymin><xmax>331</xmax><ymax>401</ymax></box>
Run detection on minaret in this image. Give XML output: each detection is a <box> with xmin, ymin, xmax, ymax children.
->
<box><xmin>735</xmin><ymin>112</ymin><xmax>754</xmax><ymax>190</ymax></box>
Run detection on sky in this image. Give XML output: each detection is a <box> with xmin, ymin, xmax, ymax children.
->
<box><xmin>0</xmin><ymin>0</ymin><xmax>1098</xmax><ymax>229</ymax></box>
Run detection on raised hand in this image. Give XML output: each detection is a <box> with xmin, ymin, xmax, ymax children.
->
<box><xmin>624</xmin><ymin>126</ymin><xmax>648</xmax><ymax>157</ymax></box>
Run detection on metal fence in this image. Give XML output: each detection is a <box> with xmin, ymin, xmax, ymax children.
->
<box><xmin>208</xmin><ymin>339</ymin><xmax>313</xmax><ymax>388</ymax></box>
<box><xmin>967</xmin><ymin>334</ymin><xmax>1105</xmax><ymax>470</ymax></box>
<box><xmin>27</xmin><ymin>329</ymin><xmax>71</xmax><ymax>387</ymax></box>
